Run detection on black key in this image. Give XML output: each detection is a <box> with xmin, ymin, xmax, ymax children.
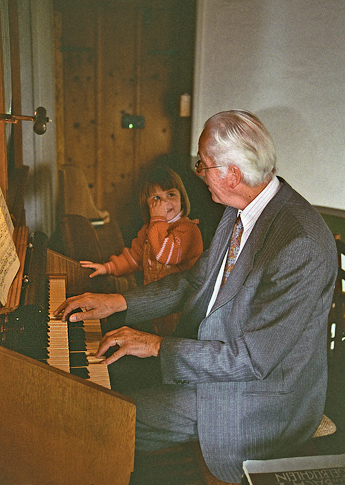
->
<box><xmin>69</xmin><ymin>352</ymin><xmax>88</xmax><ymax>367</ymax></box>
<box><xmin>17</xmin><ymin>347</ymin><xmax>48</xmax><ymax>360</ymax></box>
<box><xmin>70</xmin><ymin>367</ymin><xmax>89</xmax><ymax>379</ymax></box>
<box><xmin>68</xmin><ymin>320</ymin><xmax>85</xmax><ymax>329</ymax></box>
<box><xmin>69</xmin><ymin>339</ymin><xmax>86</xmax><ymax>352</ymax></box>
<box><xmin>68</xmin><ymin>327</ymin><xmax>86</xmax><ymax>340</ymax></box>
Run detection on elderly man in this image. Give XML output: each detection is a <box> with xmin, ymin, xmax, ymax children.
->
<box><xmin>56</xmin><ymin>110</ymin><xmax>337</xmax><ymax>483</ymax></box>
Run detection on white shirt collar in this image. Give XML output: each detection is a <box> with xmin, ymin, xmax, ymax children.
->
<box><xmin>239</xmin><ymin>175</ymin><xmax>281</xmax><ymax>233</ymax></box>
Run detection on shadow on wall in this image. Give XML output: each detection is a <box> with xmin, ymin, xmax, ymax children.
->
<box><xmin>256</xmin><ymin>106</ymin><xmax>319</xmax><ymax>198</ymax></box>
<box><xmin>125</xmin><ymin>153</ymin><xmax>225</xmax><ymax>251</ymax></box>
<box><xmin>257</xmin><ymin>106</ymin><xmax>344</xmax><ymax>236</ymax></box>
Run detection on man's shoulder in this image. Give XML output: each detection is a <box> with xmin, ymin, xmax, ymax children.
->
<box><xmin>276</xmin><ymin>179</ymin><xmax>325</xmax><ymax>223</ymax></box>
<box><xmin>272</xmin><ymin>178</ymin><xmax>322</xmax><ymax>222</ymax></box>
<box><xmin>267</xmin><ymin>181</ymin><xmax>336</xmax><ymax>255</ymax></box>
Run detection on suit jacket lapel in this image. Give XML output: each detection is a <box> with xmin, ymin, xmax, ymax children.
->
<box><xmin>210</xmin><ymin>178</ymin><xmax>292</xmax><ymax>311</ymax></box>
<box><xmin>202</xmin><ymin>207</ymin><xmax>238</xmax><ymax>294</ymax></box>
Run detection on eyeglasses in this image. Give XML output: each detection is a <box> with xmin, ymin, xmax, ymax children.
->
<box><xmin>194</xmin><ymin>159</ymin><xmax>222</xmax><ymax>175</ymax></box>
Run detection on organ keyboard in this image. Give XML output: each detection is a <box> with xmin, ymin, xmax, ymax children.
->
<box><xmin>0</xmin><ymin>229</ymin><xmax>136</xmax><ymax>484</ymax></box>
<box><xmin>48</xmin><ymin>275</ymin><xmax>111</xmax><ymax>388</ymax></box>
<box><xmin>0</xmin><ymin>233</ymin><xmax>120</xmax><ymax>389</ymax></box>
<box><xmin>1</xmin><ymin>234</ymin><xmax>111</xmax><ymax>389</ymax></box>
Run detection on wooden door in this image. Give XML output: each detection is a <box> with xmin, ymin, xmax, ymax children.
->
<box><xmin>53</xmin><ymin>0</ymin><xmax>196</xmax><ymax>228</ymax></box>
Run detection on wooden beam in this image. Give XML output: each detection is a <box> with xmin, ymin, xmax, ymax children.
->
<box><xmin>8</xmin><ymin>0</ymin><xmax>23</xmax><ymax>169</ymax></box>
<box><xmin>0</xmin><ymin>11</ymin><xmax>8</xmax><ymax>200</ymax></box>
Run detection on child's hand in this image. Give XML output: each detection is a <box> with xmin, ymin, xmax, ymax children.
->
<box><xmin>149</xmin><ymin>198</ymin><xmax>167</xmax><ymax>219</ymax></box>
<box><xmin>80</xmin><ymin>261</ymin><xmax>107</xmax><ymax>278</ymax></box>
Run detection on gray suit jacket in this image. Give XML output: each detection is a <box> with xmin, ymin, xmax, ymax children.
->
<box><xmin>124</xmin><ymin>178</ymin><xmax>338</xmax><ymax>482</ymax></box>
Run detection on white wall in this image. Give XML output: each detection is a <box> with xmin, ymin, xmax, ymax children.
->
<box><xmin>192</xmin><ymin>0</ymin><xmax>345</xmax><ymax>210</ymax></box>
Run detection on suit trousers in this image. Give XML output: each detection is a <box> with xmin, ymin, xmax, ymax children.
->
<box><xmin>108</xmin><ymin>355</ymin><xmax>199</xmax><ymax>451</ymax></box>
<box><xmin>128</xmin><ymin>383</ymin><xmax>199</xmax><ymax>451</ymax></box>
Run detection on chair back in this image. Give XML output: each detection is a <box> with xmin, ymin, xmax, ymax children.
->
<box><xmin>326</xmin><ymin>234</ymin><xmax>345</xmax><ymax>424</ymax></box>
<box><xmin>60</xmin><ymin>214</ymin><xmax>103</xmax><ymax>263</ymax></box>
<box><xmin>58</xmin><ymin>164</ymin><xmax>109</xmax><ymax>223</ymax></box>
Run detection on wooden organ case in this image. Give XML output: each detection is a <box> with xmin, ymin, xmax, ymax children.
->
<box><xmin>0</xmin><ymin>174</ymin><xmax>136</xmax><ymax>485</ymax></box>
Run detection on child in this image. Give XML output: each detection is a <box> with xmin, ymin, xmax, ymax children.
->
<box><xmin>80</xmin><ymin>166</ymin><xmax>203</xmax><ymax>336</ymax></box>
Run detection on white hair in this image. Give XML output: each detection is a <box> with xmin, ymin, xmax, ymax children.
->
<box><xmin>204</xmin><ymin>110</ymin><xmax>277</xmax><ymax>187</ymax></box>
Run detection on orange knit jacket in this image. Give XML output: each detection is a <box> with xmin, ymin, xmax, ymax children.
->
<box><xmin>103</xmin><ymin>215</ymin><xmax>203</xmax><ymax>283</ymax></box>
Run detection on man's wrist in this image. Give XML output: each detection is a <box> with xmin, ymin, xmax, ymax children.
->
<box><xmin>154</xmin><ymin>336</ymin><xmax>164</xmax><ymax>357</ymax></box>
<box><xmin>111</xmin><ymin>293</ymin><xmax>128</xmax><ymax>312</ymax></box>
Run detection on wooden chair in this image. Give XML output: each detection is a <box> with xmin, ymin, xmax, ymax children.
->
<box><xmin>59</xmin><ymin>214</ymin><xmax>103</xmax><ymax>263</ymax></box>
<box><xmin>58</xmin><ymin>163</ymin><xmax>110</xmax><ymax>224</ymax></box>
<box><xmin>322</xmin><ymin>235</ymin><xmax>345</xmax><ymax>439</ymax></box>
<box><xmin>58</xmin><ymin>214</ymin><xmax>137</xmax><ymax>294</ymax></box>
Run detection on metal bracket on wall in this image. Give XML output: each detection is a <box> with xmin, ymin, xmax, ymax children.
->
<box><xmin>121</xmin><ymin>114</ymin><xmax>145</xmax><ymax>129</ymax></box>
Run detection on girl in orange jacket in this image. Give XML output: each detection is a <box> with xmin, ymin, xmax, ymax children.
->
<box><xmin>80</xmin><ymin>166</ymin><xmax>203</xmax><ymax>335</ymax></box>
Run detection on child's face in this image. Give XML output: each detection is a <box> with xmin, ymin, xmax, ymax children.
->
<box><xmin>147</xmin><ymin>186</ymin><xmax>182</xmax><ymax>221</ymax></box>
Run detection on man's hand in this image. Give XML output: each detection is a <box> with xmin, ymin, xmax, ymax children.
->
<box><xmin>95</xmin><ymin>326</ymin><xmax>163</xmax><ymax>365</ymax></box>
<box><xmin>54</xmin><ymin>292</ymin><xmax>127</xmax><ymax>322</ymax></box>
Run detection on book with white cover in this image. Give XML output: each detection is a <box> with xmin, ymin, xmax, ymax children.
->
<box><xmin>242</xmin><ymin>454</ymin><xmax>345</xmax><ymax>484</ymax></box>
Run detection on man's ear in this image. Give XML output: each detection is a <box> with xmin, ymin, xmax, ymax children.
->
<box><xmin>227</xmin><ymin>165</ymin><xmax>242</xmax><ymax>188</ymax></box>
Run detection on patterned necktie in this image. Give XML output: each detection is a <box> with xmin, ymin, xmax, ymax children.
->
<box><xmin>222</xmin><ymin>215</ymin><xmax>244</xmax><ymax>285</ymax></box>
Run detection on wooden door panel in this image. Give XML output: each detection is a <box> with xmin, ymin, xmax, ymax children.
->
<box><xmin>139</xmin><ymin>5</ymin><xmax>174</xmax><ymax>163</ymax></box>
<box><xmin>60</xmin><ymin>5</ymin><xmax>98</xmax><ymax>199</ymax></box>
<box><xmin>54</xmin><ymin>0</ymin><xmax>195</xmax><ymax>227</ymax></box>
<box><xmin>100</xmin><ymin>4</ymin><xmax>138</xmax><ymax>217</ymax></box>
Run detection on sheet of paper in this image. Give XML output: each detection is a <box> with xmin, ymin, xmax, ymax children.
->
<box><xmin>0</xmin><ymin>186</ymin><xmax>14</xmax><ymax>236</ymax></box>
<box><xmin>0</xmin><ymin>188</ymin><xmax>20</xmax><ymax>306</ymax></box>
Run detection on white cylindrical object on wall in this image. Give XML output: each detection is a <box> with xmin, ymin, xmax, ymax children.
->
<box><xmin>180</xmin><ymin>93</ymin><xmax>191</xmax><ymax>117</ymax></box>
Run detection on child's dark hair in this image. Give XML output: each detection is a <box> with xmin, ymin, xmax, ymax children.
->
<box><xmin>139</xmin><ymin>166</ymin><xmax>191</xmax><ymax>223</ymax></box>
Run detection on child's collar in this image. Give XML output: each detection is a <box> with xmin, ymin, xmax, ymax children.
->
<box><xmin>168</xmin><ymin>211</ymin><xmax>183</xmax><ymax>224</ymax></box>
